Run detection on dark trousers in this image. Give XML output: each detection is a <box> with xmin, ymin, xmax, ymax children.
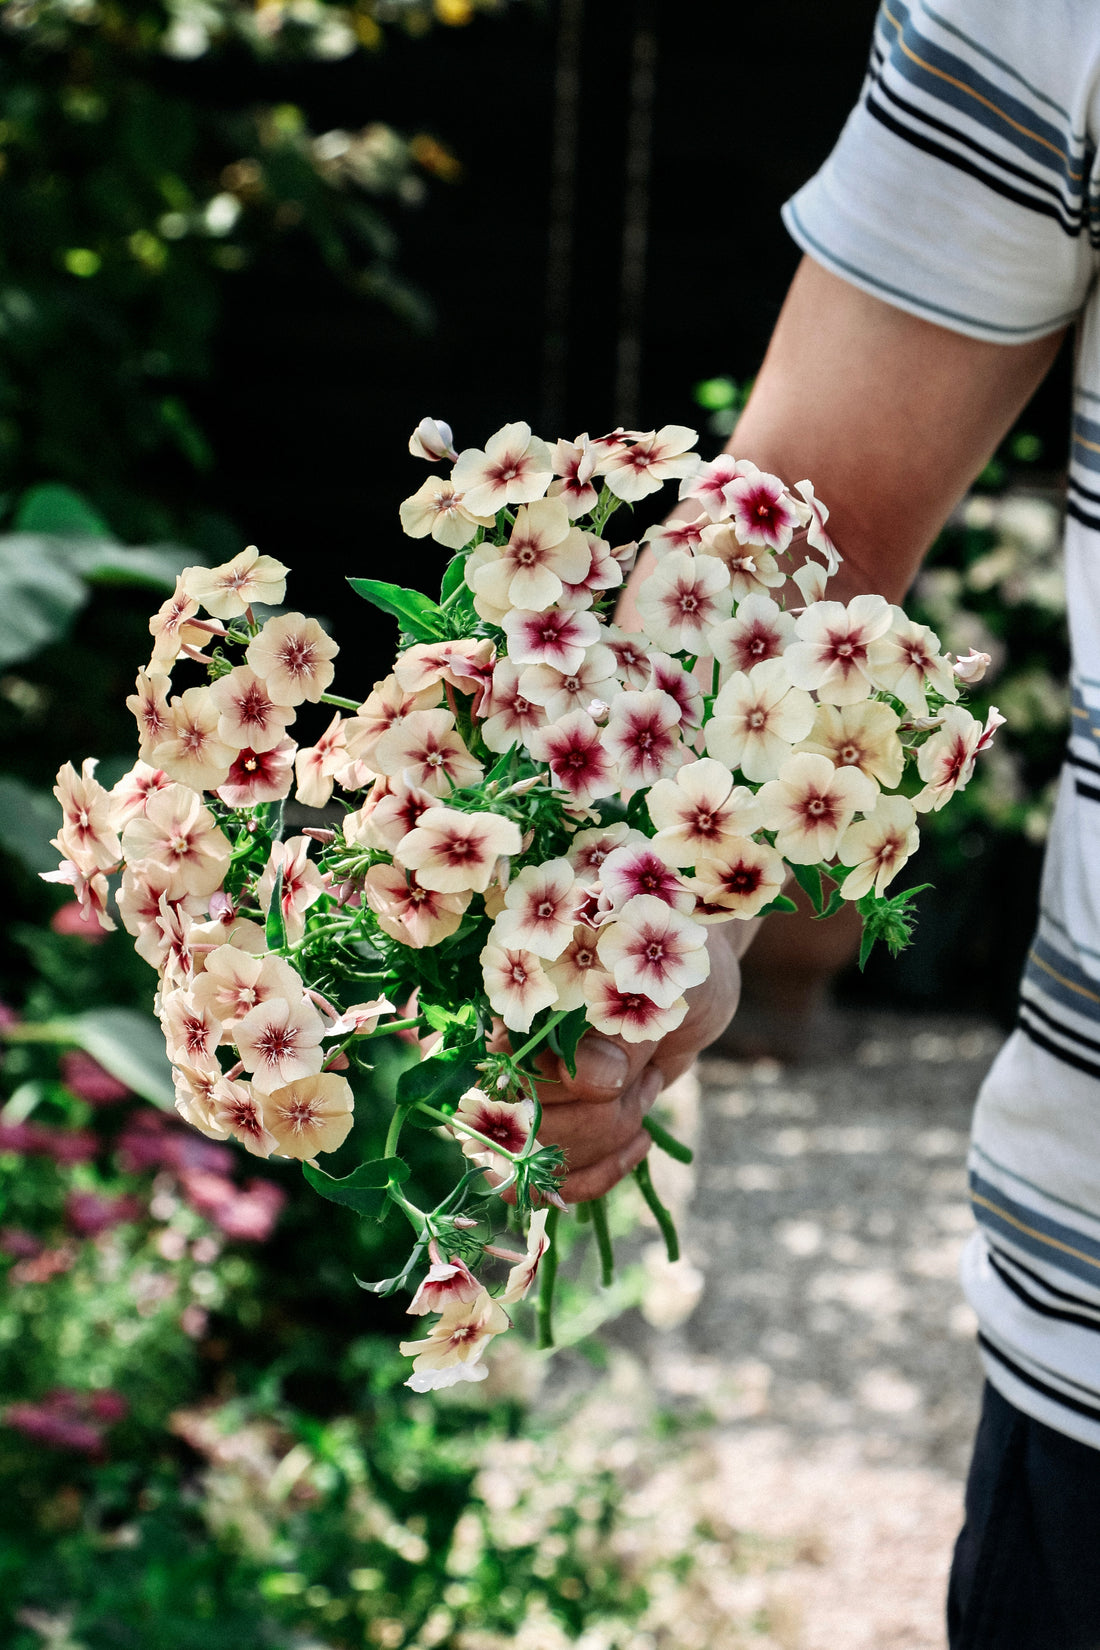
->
<box><xmin>948</xmin><ymin>1382</ymin><xmax>1100</xmax><ymax>1649</ymax></box>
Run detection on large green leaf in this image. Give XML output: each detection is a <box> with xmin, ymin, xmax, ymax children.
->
<box><xmin>303</xmin><ymin>1156</ymin><xmax>410</xmax><ymax>1216</ymax></box>
<box><xmin>59</xmin><ymin>541</ymin><xmax>192</xmax><ymax>590</ymax></box>
<box><xmin>14</xmin><ymin>483</ymin><xmax>113</xmax><ymax>538</ymax></box>
<box><xmin>67</xmin><ymin>1008</ymin><xmax>176</xmax><ymax>1109</ymax></box>
<box><xmin>0</xmin><ymin>537</ymin><xmax>89</xmax><ymax>667</ymax></box>
<box><xmin>0</xmin><ymin>776</ymin><xmax>61</xmax><ymax>874</ymax></box>
<box><xmin>346</xmin><ymin>577</ymin><xmax>443</xmax><ymax>640</ymax></box>
<box><xmin>396</xmin><ymin>1052</ymin><xmax>481</xmax><ymax>1116</ymax></box>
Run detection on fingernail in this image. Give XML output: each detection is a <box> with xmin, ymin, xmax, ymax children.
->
<box><xmin>572</xmin><ymin>1035</ymin><xmax>629</xmax><ymax>1092</ymax></box>
<box><xmin>638</xmin><ymin>1067</ymin><xmax>662</xmax><ymax>1111</ymax></box>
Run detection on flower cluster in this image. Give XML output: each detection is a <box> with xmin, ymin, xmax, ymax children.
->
<box><xmin>45</xmin><ymin>417</ymin><xmax>1001</xmax><ymax>1389</ymax></box>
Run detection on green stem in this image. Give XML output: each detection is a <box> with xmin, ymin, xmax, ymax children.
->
<box><xmin>633</xmin><ymin>1158</ymin><xmax>680</xmax><ymax>1263</ymax></box>
<box><xmin>590</xmin><ymin>1196</ymin><xmax>615</xmax><ymax>1286</ymax></box>
<box><xmin>712</xmin><ymin>657</ymin><xmax>721</xmax><ymax>697</ymax></box>
<box><xmin>384</xmin><ymin>1107</ymin><xmax>405</xmax><ymax>1162</ymax></box>
<box><xmin>356</xmin><ymin>1017</ymin><xmax>421</xmax><ymax>1042</ymax></box>
<box><xmin>319</xmin><ymin>692</ymin><xmax>362</xmax><ymax>711</ymax></box>
<box><xmin>509</xmin><ymin>1009</ymin><xmax>570</xmax><ymax>1068</ymax></box>
<box><xmin>642</xmin><ymin>1115</ymin><xmax>694</xmax><ymax>1164</ymax></box>
<box><xmin>537</xmin><ymin>1205</ymin><xmax>561</xmax><ymax>1350</ymax></box>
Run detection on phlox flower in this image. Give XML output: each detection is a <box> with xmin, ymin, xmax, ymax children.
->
<box><xmin>470</xmin><ymin>498</ymin><xmax>589</xmax><ymax>613</ymax></box>
<box><xmin>160</xmin><ymin>987</ymin><xmax>221</xmax><ymax>1071</ymax></box>
<box><xmin>173</xmin><ymin>1062</ymin><xmax>227</xmax><ymax>1139</ymax></box>
<box><xmin>644</xmin><ymin>514</ymin><xmax>708</xmax><ymax>556</ymax></box>
<box><xmin>679</xmin><ymin>453</ymin><xmax>756</xmax><ymax>522</ymax></box>
<box><xmin>499</xmin><ymin>1209</ymin><xmax>551</xmax><ymax>1305</ymax></box>
<box><xmin>121</xmin><ymin>784</ymin><xmax>231</xmax><ymax>900</ymax></box>
<box><xmin>51</xmin><ymin>758</ymin><xmax>121</xmax><ymax>875</ymax></box>
<box><xmin>407</xmin><ymin>1244</ymin><xmax>482</xmax><ymax>1316</ymax></box>
<box><xmin>603</xmin><ymin>689</ymin><xmax>685</xmax><ymax>790</ymax></box>
<box><xmin>793</xmin><ymin>479</ymin><xmax>841</xmax><ymax>574</ymax></box>
<box><xmin>372</xmin><ymin>708</ymin><xmax>484</xmax><ymax>797</ymax></box>
<box><xmin>705</xmin><ymin>659</ymin><xmax>816</xmax><ymax>783</ymax></box>
<box><xmin>153</xmin><ymin>686</ymin><xmax>236</xmax><ymax>792</ymax></box>
<box><xmin>452</xmin><ymin>1087</ymin><xmax>534</xmax><ymax>1170</ymax></box>
<box><xmin>724</xmin><ymin>469</ymin><xmax>802</xmax><ymax>552</ymax></box>
<box><xmin>692</xmin><ymin>838</ymin><xmax>786</xmax><ymax>920</ymax></box>
<box><xmin>596</xmin><ymin>894</ymin><xmax>709</xmax><ymax>1008</ymax></box>
<box><xmin>181</xmin><ymin>546</ymin><xmax>288</xmax><ymax>620</ymax></box>
<box><xmin>408</xmin><ymin>416</ymin><xmax>457</xmax><ymax>462</ymax></box>
<box><xmin>109</xmin><ymin>762</ymin><xmax>170</xmax><ymax>828</ymax></box>
<box><xmin>116</xmin><ymin>863</ymin><xmax>204</xmax><ymax>955</ymax></box>
<box><xmin>217</xmin><ymin>738</ymin><xmax>296</xmax><ymax>808</ymax></box>
<box><xmin>246</xmin><ymin>612</ymin><xmax>338</xmax><ymax>706</ymax></box>
<box><xmin>257</xmin><ymin>837</ymin><xmax>327</xmax><ymax>944</ymax></box>
<box><xmin>756</xmin><ymin>752</ymin><xmax>877</xmax><ymax>864</ymax></box>
<box><xmin>599</xmin><ymin>842</ymin><xmax>695</xmax><ymax>913</ymax></box>
<box><xmin>647</xmin><ymin>652</ymin><xmax>703</xmax><ymax>728</ymax></box>
<box><xmin>558</xmin><ymin>533</ymin><xmax>624</xmax><ymax>609</ymax></box>
<box><xmin>126</xmin><ymin>671</ymin><xmax>173</xmax><ymax>763</ymax></box>
<box><xmin>210</xmin><ymin>665</ymin><xmax>296</xmax><ymax>753</ymax></box>
<box><xmin>399</xmin><ymin>475</ymin><xmax>494</xmax><ymax>549</ymax></box>
<box><xmin>148</xmin><ymin>580</ymin><xmax>208</xmax><ymax>672</ymax></box>
<box><xmin>477</xmin><ymin>660</ymin><xmax>548</xmax><ymax>754</ymax></box>
<box><xmin>602</xmin><ymin>625</ymin><xmax>652</xmax><ymax>689</ymax></box>
<box><xmin>364</xmin><ymin>863</ymin><xmax>471</xmax><ymax>947</ymax></box>
<box><xmin>399</xmin><ymin>1288</ymin><xmax>510</xmax><ymax>1391</ymax></box>
<box><xmin>154</xmin><ymin>893</ymin><xmax>201</xmax><ymax>990</ymax></box>
<box><xmin>346</xmin><ymin>775</ymin><xmax>434</xmax><ymax>852</ymax></box>
<box><xmin>873</xmin><ymin>610</ymin><xmax>958</xmax><ymax>714</ymax></box>
<box><xmin>344</xmin><ymin>674</ymin><xmax>438</xmax><ymax>768</ymax></box>
<box><xmin>40</xmin><ymin>859</ymin><xmax>115</xmax><ymax>933</ymax></box>
<box><xmin>323</xmin><ymin>997</ymin><xmax>393</xmax><ymax>1037</ymax></box>
<box><xmin>450</xmin><ymin>421</ymin><xmax>554</xmax><ymax>514</ymax></box>
<box><xmin>952</xmin><ymin>648</ymin><xmax>992</xmax><ymax>685</ymax></box>
<box><xmin>394</xmin><ymin>638</ymin><xmax>495</xmax><ymax>700</ymax></box>
<box><xmin>260</xmin><ymin>1072</ymin><xmax>355</xmax><ymax>1158</ymax></box>
<box><xmin>647</xmin><ymin>757</ymin><xmax>760</xmax><ymax>868</ymax></box>
<box><xmin>566</xmin><ymin>822</ymin><xmax>644</xmax><ymax>877</ymax></box>
<box><xmin>783</xmin><ymin>594</ymin><xmax>894</xmax><ymax>706</ymax></box>
<box><xmin>396</xmin><ymin>806</ymin><xmax>522</xmax><ymax>894</ymax></box>
<box><xmin>502</xmin><ymin>605</ymin><xmax>601</xmax><ymax>675</ymax></box>
<box><xmin>708</xmin><ymin>594</ymin><xmax>797</xmax><ymax>676</ymax></box>
<box><xmin>549</xmin><ymin>434</ymin><xmax>599</xmax><ymax>517</ymax></box>
<box><xmin>545</xmin><ymin>924</ymin><xmax>608</xmax><ymax>1010</ymax></box>
<box><xmin>190</xmin><ymin>947</ymin><xmax>304</xmax><ymax>1036</ymax></box>
<box><xmin>526</xmin><ymin>710</ymin><xmax>618</xmax><ymax>805</ymax></box>
<box><xmin>584</xmin><ymin>972</ymin><xmax>688</xmax><ymax>1043</ymax></box>
<box><xmin>480</xmin><ymin>941</ymin><xmax>557</xmax><ymax>1032</ymax></box>
<box><xmin>791</xmin><ymin>559</ymin><xmax>830</xmax><ymax>606</ymax></box>
<box><xmin>634</xmin><ymin>550</ymin><xmax>730</xmax><ymax>654</ymax></box>
<box><xmin>838</xmin><ymin>795</ymin><xmax>920</xmax><ymax>899</ymax></box>
<box><xmin>491</xmin><ymin>859</ymin><xmax>577</xmax><ymax>959</ymax></box>
<box><xmin>518</xmin><ymin>645</ymin><xmax>620</xmax><ymax>722</ymax></box>
<box><xmin>697</xmin><ymin>524</ymin><xmax>786</xmax><ymax>600</ymax></box>
<box><xmin>294</xmin><ymin>712</ymin><xmax>348</xmax><ymax>808</ymax></box>
<box><xmin>796</xmin><ymin>701</ymin><xmax>904</xmax><ymax>791</ymax></box>
<box><xmin>912</xmin><ymin>704</ymin><xmax>987</xmax><ymax>813</ymax></box>
<box><xmin>596</xmin><ymin>425</ymin><xmax>700</xmax><ymax>503</ymax></box>
<box><xmin>210</xmin><ymin>1077</ymin><xmax>279</xmax><ymax>1159</ymax></box>
<box><xmin>234</xmin><ymin>993</ymin><xmax>326</xmax><ymax>1093</ymax></box>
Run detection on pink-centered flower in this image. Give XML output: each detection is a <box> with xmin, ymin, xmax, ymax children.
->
<box><xmin>121</xmin><ymin>784</ymin><xmax>231</xmax><ymax>900</ymax></box>
<box><xmin>838</xmin><ymin>795</ymin><xmax>920</xmax><ymax>899</ymax></box>
<box><xmin>647</xmin><ymin>757</ymin><xmax>760</xmax><ymax>868</ymax></box>
<box><xmin>399</xmin><ymin>475</ymin><xmax>494</xmax><ymax>549</ymax></box>
<box><xmin>793</xmin><ymin>479</ymin><xmax>841</xmax><ymax>573</ymax></box>
<box><xmin>526</xmin><ymin>710</ymin><xmax>618</xmax><ymax>805</ymax></box>
<box><xmin>602</xmin><ymin>625</ymin><xmax>652</xmax><ymax>690</ymax></box>
<box><xmin>256</xmin><ymin>837</ymin><xmax>327</xmax><ymax>945</ymax></box>
<box><xmin>596</xmin><ymin>424</ymin><xmax>700</xmax><ymax>503</ymax></box>
<box><xmin>502</xmin><ymin>605</ymin><xmax>601</xmax><ymax>675</ymax></box>
<box><xmin>109</xmin><ymin>761</ymin><xmax>170</xmax><ymax>828</ymax></box>
<box><xmin>583</xmin><ymin>972</ymin><xmax>688</xmax><ymax>1043</ymax></box>
<box><xmin>478</xmin><ymin>660</ymin><xmax>548</xmax><ymax>754</ymax></box>
<box><xmin>347</xmin><ymin>775</ymin><xmax>435</xmax><ymax>853</ymax></box>
<box><xmin>634</xmin><ymin>550</ymin><xmax>730</xmax><ymax>654</ymax></box>
<box><xmin>234</xmin><ymin>993</ymin><xmax>326</xmax><ymax>1094</ymax></box>
<box><xmin>599</xmin><ymin>843</ymin><xmax>695</xmax><ymax>913</ymax></box>
<box><xmin>407</xmin><ymin>1245</ymin><xmax>482</xmax><ymax>1316</ymax></box>
<box><xmin>181</xmin><ymin>546</ymin><xmax>288</xmax><ymax>620</ymax></box>
<box><xmin>873</xmin><ymin>611</ymin><xmax>958</xmax><ymax>714</ymax></box>
<box><xmin>190</xmin><ymin>947</ymin><xmax>304</xmax><ymax>1036</ymax></box>
<box><xmin>796</xmin><ymin>701</ymin><xmax>904</xmax><ymax>791</ymax></box>
<box><xmin>396</xmin><ymin>807</ymin><xmax>522</xmax><ymax>894</ymax></box>
<box><xmin>294</xmin><ymin>712</ymin><xmax>348</xmax><ymax>808</ymax></box>
<box><xmin>399</xmin><ymin>1288</ymin><xmax>510</xmax><ymax>1391</ymax></box>
<box><xmin>126</xmin><ymin>671</ymin><xmax>173</xmax><ymax>763</ymax></box>
<box><xmin>566</xmin><ymin>822</ymin><xmax>642</xmax><ymax>877</ymax></box>
<box><xmin>706</xmin><ymin>659</ymin><xmax>817</xmax><ymax>783</ymax></box>
<box><xmin>148</xmin><ymin>579</ymin><xmax>207</xmax><ymax>671</ymax></box>
<box><xmin>499</xmin><ymin>1209</ymin><xmax>551</xmax><ymax>1305</ymax></box>
<box><xmin>216</xmin><ymin>739</ymin><xmax>296</xmax><ymax>808</ymax></box>
<box><xmin>709</xmin><ymin>593</ymin><xmax>797</xmax><ymax>677</ymax></box>
<box><xmin>261</xmin><ymin>1072</ymin><xmax>355</xmax><ymax>1159</ymax></box>
<box><xmin>724</xmin><ymin>469</ymin><xmax>802</xmax><ymax>552</ymax></box>
<box><xmin>480</xmin><ymin>941</ymin><xmax>558</xmax><ymax>1032</ymax></box>
<box><xmin>40</xmin><ymin>860</ymin><xmax>116</xmax><ymax>932</ymax></box>
<box><xmin>545</xmin><ymin>924</ymin><xmax>609</xmax><ymax>1010</ymax></box>
<box><xmin>160</xmin><ymin>986</ymin><xmax>222</xmax><ymax>1070</ymax></box>
<box><xmin>912</xmin><ymin>704</ymin><xmax>987</xmax><ymax>813</ymax></box>
<box><xmin>344</xmin><ymin>674</ymin><xmax>439</xmax><ymax>768</ymax></box>
<box><xmin>557</xmin><ymin>533</ymin><xmax>625</xmax><ymax>609</ymax></box>
<box><xmin>372</xmin><ymin>708</ymin><xmax>484</xmax><ymax>797</ymax></box>
<box><xmin>153</xmin><ymin>686</ymin><xmax>235</xmax><ymax>792</ymax></box>
<box><xmin>51</xmin><ymin>758</ymin><xmax>121</xmax><ymax>875</ymax></box>
<box><xmin>209</xmin><ymin>1076</ymin><xmax>279</xmax><ymax>1158</ymax></box>
<box><xmin>364</xmin><ymin>862</ymin><xmax>472</xmax><ymax>948</ymax></box>
<box><xmin>603</xmin><ymin>689</ymin><xmax>684</xmax><ymax>790</ymax></box>
<box><xmin>518</xmin><ymin>645</ymin><xmax>620</xmax><ymax>722</ymax></box>
<box><xmin>645</xmin><ymin>514</ymin><xmax>709</xmax><ymax>557</ymax></box>
<box><xmin>756</xmin><ymin>752</ymin><xmax>877</xmax><ymax>864</ymax></box>
<box><xmin>394</xmin><ymin>638</ymin><xmax>496</xmax><ymax>700</ymax></box>
<box><xmin>549</xmin><ymin>434</ymin><xmax>599</xmax><ymax>517</ymax></box>
<box><xmin>691</xmin><ymin>838</ymin><xmax>786</xmax><ymax>921</ymax></box>
<box><xmin>784</xmin><ymin>594</ymin><xmax>894</xmax><ymax>706</ymax></box>
<box><xmin>452</xmin><ymin>1087</ymin><xmax>534</xmax><ymax>1170</ymax></box>
<box><xmin>409</xmin><ymin>416</ymin><xmax>457</xmax><ymax>462</ymax></box>
<box><xmin>470</xmin><ymin>497</ymin><xmax>588</xmax><ymax>613</ymax></box>
<box><xmin>246</xmin><ymin>612</ymin><xmax>338</xmax><ymax>706</ymax></box>
<box><xmin>491</xmin><ymin>859</ymin><xmax>577</xmax><ymax>959</ymax></box>
<box><xmin>210</xmin><ymin>665</ymin><xmax>296</xmax><ymax>753</ymax></box>
<box><xmin>647</xmin><ymin>651</ymin><xmax>703</xmax><ymax>728</ymax></box>
<box><xmin>696</xmin><ymin>524</ymin><xmax>786</xmax><ymax>599</ymax></box>
<box><xmin>678</xmin><ymin>453</ymin><xmax>756</xmax><ymax>521</ymax></box>
<box><xmin>596</xmin><ymin>894</ymin><xmax>709</xmax><ymax>1008</ymax></box>
<box><xmin>451</xmin><ymin>421</ymin><xmax>554</xmax><ymax>515</ymax></box>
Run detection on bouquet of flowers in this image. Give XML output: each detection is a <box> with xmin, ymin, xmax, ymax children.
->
<box><xmin>44</xmin><ymin>416</ymin><xmax>1002</xmax><ymax>1390</ymax></box>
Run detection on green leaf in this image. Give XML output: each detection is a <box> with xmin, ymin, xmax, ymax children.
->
<box><xmin>790</xmin><ymin>861</ymin><xmax>824</xmax><ymax>914</ymax></box>
<box><xmin>346</xmin><ymin>578</ymin><xmax>443</xmax><ymax>641</ymax></box>
<box><xmin>0</xmin><ymin>536</ymin><xmax>89</xmax><ymax>667</ymax></box>
<box><xmin>303</xmin><ymin>1156</ymin><xmax>410</xmax><ymax>1217</ymax></box>
<box><xmin>14</xmin><ymin>483</ymin><xmax>113</xmax><ymax>538</ymax></box>
<box><xmin>816</xmin><ymin>886</ymin><xmax>846</xmax><ymax>921</ymax></box>
<box><xmin>59</xmin><ymin>541</ymin><xmax>193</xmax><ymax>591</ymax></box>
<box><xmin>396</xmin><ymin>1053</ymin><xmax>481</xmax><ymax>1116</ymax></box>
<box><xmin>0</xmin><ymin>776</ymin><xmax>62</xmax><ymax>874</ymax></box>
<box><xmin>439</xmin><ymin>553</ymin><xmax>468</xmax><ymax>603</ymax></box>
<box><xmin>757</xmin><ymin>893</ymin><xmax>798</xmax><ymax>917</ymax></box>
<box><xmin>67</xmin><ymin>1008</ymin><xmax>175</xmax><ymax>1109</ymax></box>
<box><xmin>550</xmin><ymin>1007</ymin><xmax>588</xmax><ymax>1079</ymax></box>
<box><xmin>265</xmin><ymin>864</ymin><xmax>287</xmax><ymax>951</ymax></box>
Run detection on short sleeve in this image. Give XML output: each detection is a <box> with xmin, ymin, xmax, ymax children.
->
<box><xmin>783</xmin><ymin>0</ymin><xmax>1100</xmax><ymax>342</ymax></box>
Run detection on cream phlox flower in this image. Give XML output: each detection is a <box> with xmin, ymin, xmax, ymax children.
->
<box><xmin>364</xmin><ymin>863</ymin><xmax>471</xmax><ymax>948</ymax></box>
<box><xmin>234</xmin><ymin>993</ymin><xmax>326</xmax><ymax>1093</ymax></box>
<box><xmin>599</xmin><ymin>842</ymin><xmax>695</xmax><ymax>913</ymax></box>
<box><xmin>518</xmin><ymin>645</ymin><xmax>620</xmax><ymax>722</ymax></box>
<box><xmin>648</xmin><ymin>652</ymin><xmax>703</xmax><ymax>728</ymax></box>
<box><xmin>126</xmin><ymin>671</ymin><xmax>173</xmax><ymax>762</ymax></box>
<box><xmin>708</xmin><ymin>594</ymin><xmax>797</xmax><ymax>676</ymax></box>
<box><xmin>479</xmin><ymin>941</ymin><xmax>557</xmax><ymax>1032</ymax></box>
<box><xmin>159</xmin><ymin>986</ymin><xmax>222</xmax><ymax>1073</ymax></box>
<box><xmin>838</xmin><ymin>795</ymin><xmax>920</xmax><ymax>900</ymax></box>
<box><xmin>344</xmin><ymin>674</ymin><xmax>438</xmax><ymax>767</ymax></box>
<box><xmin>706</xmin><ymin>659</ymin><xmax>816</xmax><ymax>783</ymax></box>
<box><xmin>399</xmin><ymin>475</ymin><xmax>493</xmax><ymax>550</ymax></box>
<box><xmin>408</xmin><ymin>1244</ymin><xmax>481</xmax><ymax>1316</ymax></box>
<box><xmin>583</xmin><ymin>972</ymin><xmax>687</xmax><ymax>1043</ymax></box>
<box><xmin>499</xmin><ymin>1210</ymin><xmax>551</xmax><ymax>1305</ymax></box>
<box><xmin>409</xmin><ymin>416</ymin><xmax>457</xmax><ymax>462</ymax></box>
<box><xmin>796</xmin><ymin>701</ymin><xmax>904</xmax><ymax>791</ymax></box>
<box><xmin>724</xmin><ymin>469</ymin><xmax>802</xmax><ymax>552</ymax></box>
<box><xmin>492</xmin><ymin>859</ymin><xmax>577</xmax><ymax>959</ymax></box>
<box><xmin>173</xmin><ymin>1062</ymin><xmax>226</xmax><ymax>1139</ymax></box>
<box><xmin>478</xmin><ymin>660</ymin><xmax>548</xmax><ymax>754</ymax></box>
<box><xmin>697</xmin><ymin>524</ymin><xmax>785</xmax><ymax>599</ymax></box>
<box><xmin>912</xmin><ymin>704</ymin><xmax>985</xmax><ymax>813</ymax></box>
<box><xmin>394</xmin><ymin>638</ymin><xmax>495</xmax><ymax>699</ymax></box>
<box><xmin>634</xmin><ymin>549</ymin><xmax>730</xmax><ymax>653</ymax></box>
<box><xmin>261</xmin><ymin>1072</ymin><xmax>355</xmax><ymax>1158</ymax></box>
<box><xmin>295</xmin><ymin>712</ymin><xmax>348</xmax><ymax>808</ymax></box>
<box><xmin>210</xmin><ymin>1076</ymin><xmax>279</xmax><ymax>1158</ymax></box>
<box><xmin>190</xmin><ymin>947</ymin><xmax>303</xmax><ymax>1037</ymax></box>
<box><xmin>451</xmin><ymin>421</ymin><xmax>553</xmax><ymax>514</ymax></box>
<box><xmin>156</xmin><ymin>893</ymin><xmax>201</xmax><ymax>990</ymax></box>
<box><xmin>182</xmin><ymin>546</ymin><xmax>289</xmax><ymax>620</ymax></box>
<box><xmin>545</xmin><ymin>924</ymin><xmax>608</xmax><ymax>1010</ymax></box>
<box><xmin>347</xmin><ymin>775</ymin><xmax>434</xmax><ymax>852</ymax></box>
<box><xmin>453</xmin><ymin>1086</ymin><xmax>534</xmax><ymax>1170</ymax></box>
<box><xmin>596</xmin><ymin>894</ymin><xmax>709</xmax><ymax>1008</ymax></box>
<box><xmin>210</xmin><ymin>665</ymin><xmax>296</xmax><ymax>753</ymax></box>
<box><xmin>603</xmin><ymin>626</ymin><xmax>652</xmax><ymax>689</ymax></box>
<box><xmin>526</xmin><ymin>710</ymin><xmax>618</xmax><ymax>805</ymax></box>
<box><xmin>558</xmin><ymin>534</ymin><xmax>624</xmax><ymax>609</ymax></box>
<box><xmin>121</xmin><ymin>783</ymin><xmax>231</xmax><ymax>899</ymax></box>
<box><xmin>756</xmin><ymin>752</ymin><xmax>877</xmax><ymax>864</ymax></box>
<box><xmin>153</xmin><ymin>686</ymin><xmax>236</xmax><ymax>791</ymax></box>
<box><xmin>109</xmin><ymin>761</ymin><xmax>170</xmax><ymax>828</ymax></box>
<box><xmin>603</xmin><ymin>689</ymin><xmax>684</xmax><ymax>790</ymax></box>
<box><xmin>470</xmin><ymin>498</ymin><xmax>588</xmax><ymax>613</ymax></box>
<box><xmin>217</xmin><ymin>739</ymin><xmax>296</xmax><ymax>808</ymax></box>
<box><xmin>148</xmin><ymin>579</ymin><xmax>208</xmax><ymax>671</ymax></box>
<box><xmin>644</xmin><ymin>515</ymin><xmax>708</xmax><ymax>556</ymax></box>
<box><xmin>550</xmin><ymin>434</ymin><xmax>599</xmax><ymax>517</ymax></box>
<box><xmin>873</xmin><ymin>610</ymin><xmax>958</xmax><ymax>714</ymax></box>
<box><xmin>372</xmin><ymin>707</ymin><xmax>484</xmax><ymax>797</ymax></box>
<box><xmin>952</xmin><ymin>648</ymin><xmax>993</xmax><ymax>685</ymax></box>
<box><xmin>40</xmin><ymin>859</ymin><xmax>116</xmax><ymax>932</ymax></box>
<box><xmin>793</xmin><ymin>479</ymin><xmax>841</xmax><ymax>574</ymax></box>
<box><xmin>679</xmin><ymin>453</ymin><xmax>755</xmax><ymax>522</ymax></box>
<box><xmin>784</xmin><ymin>594</ymin><xmax>893</xmax><ymax>706</ymax></box>
<box><xmin>647</xmin><ymin>757</ymin><xmax>760</xmax><ymax>868</ymax></box>
<box><xmin>692</xmin><ymin>838</ymin><xmax>786</xmax><ymax>921</ymax></box>
<box><xmin>399</xmin><ymin>1288</ymin><xmax>510</xmax><ymax>1391</ymax></box>
<box><xmin>246</xmin><ymin>612</ymin><xmax>338</xmax><ymax>706</ymax></box>
<box><xmin>396</xmin><ymin>807</ymin><xmax>522</xmax><ymax>894</ymax></box>
<box><xmin>52</xmin><ymin>758</ymin><xmax>121</xmax><ymax>874</ymax></box>
<box><xmin>596</xmin><ymin>424</ymin><xmax>699</xmax><ymax>503</ymax></box>
<box><xmin>790</xmin><ymin>559</ymin><xmax>830</xmax><ymax>607</ymax></box>
<box><xmin>502</xmin><ymin>605</ymin><xmax>601</xmax><ymax>675</ymax></box>
<box><xmin>324</xmin><ymin>996</ymin><xmax>393</xmax><ymax>1038</ymax></box>
<box><xmin>566</xmin><ymin>822</ymin><xmax>641</xmax><ymax>877</ymax></box>
<box><xmin>257</xmin><ymin>836</ymin><xmax>327</xmax><ymax>944</ymax></box>
<box><xmin>117</xmin><ymin>862</ymin><xmax>203</xmax><ymax>952</ymax></box>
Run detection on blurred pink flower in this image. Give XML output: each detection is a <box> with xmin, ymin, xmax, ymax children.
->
<box><xmin>65</xmin><ymin>1190</ymin><xmax>144</xmax><ymax>1238</ymax></box>
<box><xmin>60</xmin><ymin>1049</ymin><xmax>130</xmax><ymax>1104</ymax></box>
<box><xmin>50</xmin><ymin>900</ymin><xmax>110</xmax><ymax>945</ymax></box>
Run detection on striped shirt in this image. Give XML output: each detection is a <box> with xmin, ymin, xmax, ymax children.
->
<box><xmin>785</xmin><ymin>0</ymin><xmax>1100</xmax><ymax>1447</ymax></box>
